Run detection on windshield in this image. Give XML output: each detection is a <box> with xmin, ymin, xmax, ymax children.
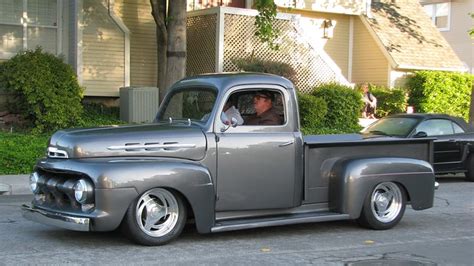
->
<box><xmin>362</xmin><ymin>117</ymin><xmax>419</xmax><ymax>137</ymax></box>
<box><xmin>156</xmin><ymin>87</ymin><xmax>217</xmax><ymax>123</ymax></box>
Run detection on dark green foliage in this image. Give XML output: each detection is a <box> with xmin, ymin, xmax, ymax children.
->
<box><xmin>407</xmin><ymin>71</ymin><xmax>473</xmax><ymax>120</ymax></box>
<box><xmin>297</xmin><ymin>93</ymin><xmax>327</xmax><ymax>134</ymax></box>
<box><xmin>81</xmin><ymin>102</ymin><xmax>124</xmax><ymax>127</ymax></box>
<box><xmin>0</xmin><ymin>132</ymin><xmax>48</xmax><ymax>174</ymax></box>
<box><xmin>312</xmin><ymin>83</ymin><xmax>363</xmax><ymax>133</ymax></box>
<box><xmin>234</xmin><ymin>58</ymin><xmax>296</xmax><ymax>83</ymax></box>
<box><xmin>369</xmin><ymin>85</ymin><xmax>408</xmax><ymax>117</ymax></box>
<box><xmin>0</xmin><ymin>48</ymin><xmax>84</xmax><ymax>133</ymax></box>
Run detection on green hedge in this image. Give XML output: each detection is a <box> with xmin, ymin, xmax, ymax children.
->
<box><xmin>407</xmin><ymin>71</ymin><xmax>473</xmax><ymax>120</ymax></box>
<box><xmin>369</xmin><ymin>85</ymin><xmax>408</xmax><ymax>117</ymax></box>
<box><xmin>0</xmin><ymin>48</ymin><xmax>84</xmax><ymax>133</ymax></box>
<box><xmin>233</xmin><ymin>57</ymin><xmax>296</xmax><ymax>83</ymax></box>
<box><xmin>297</xmin><ymin>93</ymin><xmax>327</xmax><ymax>135</ymax></box>
<box><xmin>0</xmin><ymin>132</ymin><xmax>48</xmax><ymax>175</ymax></box>
<box><xmin>311</xmin><ymin>83</ymin><xmax>363</xmax><ymax>133</ymax></box>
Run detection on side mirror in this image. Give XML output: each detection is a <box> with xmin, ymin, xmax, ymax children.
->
<box><xmin>413</xmin><ymin>131</ymin><xmax>428</xmax><ymax>138</ymax></box>
<box><xmin>230</xmin><ymin>117</ymin><xmax>238</xmax><ymax>128</ymax></box>
<box><xmin>220</xmin><ymin>117</ymin><xmax>239</xmax><ymax>133</ymax></box>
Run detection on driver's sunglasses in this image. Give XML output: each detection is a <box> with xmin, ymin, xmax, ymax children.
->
<box><xmin>254</xmin><ymin>95</ymin><xmax>269</xmax><ymax>101</ymax></box>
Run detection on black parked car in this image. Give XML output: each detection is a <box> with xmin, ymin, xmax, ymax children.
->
<box><xmin>362</xmin><ymin>113</ymin><xmax>474</xmax><ymax>181</ymax></box>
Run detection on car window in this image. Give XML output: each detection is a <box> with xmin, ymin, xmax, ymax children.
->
<box><xmin>225</xmin><ymin>90</ymin><xmax>285</xmax><ymax>126</ymax></box>
<box><xmin>363</xmin><ymin>117</ymin><xmax>418</xmax><ymax>137</ymax></box>
<box><xmin>415</xmin><ymin>119</ymin><xmax>454</xmax><ymax>136</ymax></box>
<box><xmin>452</xmin><ymin>122</ymin><xmax>465</xmax><ymax>134</ymax></box>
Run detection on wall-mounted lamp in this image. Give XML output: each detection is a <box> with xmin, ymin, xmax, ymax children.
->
<box><xmin>323</xmin><ymin>19</ymin><xmax>334</xmax><ymax>39</ymax></box>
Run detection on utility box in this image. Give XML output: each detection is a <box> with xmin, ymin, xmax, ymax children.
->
<box><xmin>120</xmin><ymin>87</ymin><xmax>160</xmax><ymax>123</ymax></box>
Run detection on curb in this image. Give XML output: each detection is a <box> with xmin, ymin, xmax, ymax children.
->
<box><xmin>0</xmin><ymin>175</ymin><xmax>31</xmax><ymax>195</ymax></box>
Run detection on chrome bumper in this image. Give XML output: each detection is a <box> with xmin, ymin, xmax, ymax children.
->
<box><xmin>22</xmin><ymin>204</ymin><xmax>90</xmax><ymax>232</ymax></box>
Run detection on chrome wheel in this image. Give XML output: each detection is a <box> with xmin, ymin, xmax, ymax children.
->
<box><xmin>370</xmin><ymin>182</ymin><xmax>403</xmax><ymax>223</ymax></box>
<box><xmin>135</xmin><ymin>188</ymin><xmax>179</xmax><ymax>237</ymax></box>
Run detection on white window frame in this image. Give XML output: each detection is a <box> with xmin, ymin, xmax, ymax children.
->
<box><xmin>0</xmin><ymin>0</ymin><xmax>61</xmax><ymax>59</ymax></box>
<box><xmin>422</xmin><ymin>2</ymin><xmax>451</xmax><ymax>32</ymax></box>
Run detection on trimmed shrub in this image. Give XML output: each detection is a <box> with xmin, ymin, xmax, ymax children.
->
<box><xmin>0</xmin><ymin>48</ymin><xmax>84</xmax><ymax>133</ymax></box>
<box><xmin>407</xmin><ymin>71</ymin><xmax>473</xmax><ymax>120</ymax></box>
<box><xmin>233</xmin><ymin>57</ymin><xmax>296</xmax><ymax>83</ymax></box>
<box><xmin>0</xmin><ymin>132</ymin><xmax>48</xmax><ymax>174</ymax></box>
<box><xmin>297</xmin><ymin>92</ymin><xmax>327</xmax><ymax>135</ymax></box>
<box><xmin>312</xmin><ymin>83</ymin><xmax>363</xmax><ymax>133</ymax></box>
<box><xmin>369</xmin><ymin>85</ymin><xmax>408</xmax><ymax>117</ymax></box>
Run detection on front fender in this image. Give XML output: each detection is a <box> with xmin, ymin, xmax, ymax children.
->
<box><xmin>36</xmin><ymin>158</ymin><xmax>215</xmax><ymax>233</ymax></box>
<box><xmin>328</xmin><ymin>157</ymin><xmax>435</xmax><ymax>218</ymax></box>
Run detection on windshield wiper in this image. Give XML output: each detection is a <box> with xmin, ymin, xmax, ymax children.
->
<box><xmin>369</xmin><ymin>130</ymin><xmax>391</xmax><ymax>136</ymax></box>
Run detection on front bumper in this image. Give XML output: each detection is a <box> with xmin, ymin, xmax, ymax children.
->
<box><xmin>22</xmin><ymin>204</ymin><xmax>90</xmax><ymax>232</ymax></box>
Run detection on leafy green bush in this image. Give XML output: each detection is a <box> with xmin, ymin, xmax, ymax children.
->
<box><xmin>233</xmin><ymin>57</ymin><xmax>296</xmax><ymax>83</ymax></box>
<box><xmin>297</xmin><ymin>93</ymin><xmax>327</xmax><ymax>135</ymax></box>
<box><xmin>0</xmin><ymin>132</ymin><xmax>48</xmax><ymax>174</ymax></box>
<box><xmin>369</xmin><ymin>85</ymin><xmax>408</xmax><ymax>117</ymax></box>
<box><xmin>82</xmin><ymin>102</ymin><xmax>124</xmax><ymax>127</ymax></box>
<box><xmin>0</xmin><ymin>48</ymin><xmax>84</xmax><ymax>133</ymax></box>
<box><xmin>407</xmin><ymin>71</ymin><xmax>473</xmax><ymax>120</ymax></box>
<box><xmin>312</xmin><ymin>83</ymin><xmax>363</xmax><ymax>133</ymax></box>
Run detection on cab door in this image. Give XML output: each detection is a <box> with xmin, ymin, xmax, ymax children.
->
<box><xmin>214</xmin><ymin>86</ymin><xmax>299</xmax><ymax>211</ymax></box>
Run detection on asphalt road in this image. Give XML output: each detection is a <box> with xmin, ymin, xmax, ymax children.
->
<box><xmin>0</xmin><ymin>176</ymin><xmax>473</xmax><ymax>265</ymax></box>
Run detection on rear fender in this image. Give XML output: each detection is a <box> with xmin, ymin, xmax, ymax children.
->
<box><xmin>328</xmin><ymin>157</ymin><xmax>435</xmax><ymax>218</ymax></box>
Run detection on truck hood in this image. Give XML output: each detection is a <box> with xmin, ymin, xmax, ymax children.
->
<box><xmin>47</xmin><ymin>123</ymin><xmax>207</xmax><ymax>160</ymax></box>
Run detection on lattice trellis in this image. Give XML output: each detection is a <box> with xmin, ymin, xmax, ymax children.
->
<box><xmin>187</xmin><ymin>8</ymin><xmax>349</xmax><ymax>93</ymax></box>
<box><xmin>187</xmin><ymin>14</ymin><xmax>217</xmax><ymax>76</ymax></box>
<box><xmin>223</xmin><ymin>14</ymin><xmax>346</xmax><ymax>93</ymax></box>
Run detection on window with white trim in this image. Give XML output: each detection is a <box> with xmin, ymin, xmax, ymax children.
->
<box><xmin>422</xmin><ymin>2</ymin><xmax>450</xmax><ymax>31</ymax></box>
<box><xmin>0</xmin><ymin>0</ymin><xmax>60</xmax><ymax>59</ymax></box>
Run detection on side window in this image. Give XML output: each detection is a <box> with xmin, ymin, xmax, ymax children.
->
<box><xmin>415</xmin><ymin>119</ymin><xmax>454</xmax><ymax>136</ymax></box>
<box><xmin>452</xmin><ymin>122</ymin><xmax>465</xmax><ymax>134</ymax></box>
<box><xmin>221</xmin><ymin>90</ymin><xmax>285</xmax><ymax>126</ymax></box>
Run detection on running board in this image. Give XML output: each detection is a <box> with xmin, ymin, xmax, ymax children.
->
<box><xmin>211</xmin><ymin>212</ymin><xmax>350</xmax><ymax>233</ymax></box>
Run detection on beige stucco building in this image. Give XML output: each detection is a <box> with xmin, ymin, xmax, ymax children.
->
<box><xmin>0</xmin><ymin>0</ymin><xmax>467</xmax><ymax>99</ymax></box>
<box><xmin>419</xmin><ymin>0</ymin><xmax>473</xmax><ymax>74</ymax></box>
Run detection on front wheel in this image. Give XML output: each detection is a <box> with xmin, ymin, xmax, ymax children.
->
<box><xmin>465</xmin><ymin>154</ymin><xmax>474</xmax><ymax>182</ymax></box>
<box><xmin>121</xmin><ymin>188</ymin><xmax>187</xmax><ymax>246</ymax></box>
<box><xmin>357</xmin><ymin>182</ymin><xmax>406</xmax><ymax>230</ymax></box>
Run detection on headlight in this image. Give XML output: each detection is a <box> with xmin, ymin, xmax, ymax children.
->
<box><xmin>29</xmin><ymin>172</ymin><xmax>40</xmax><ymax>193</ymax></box>
<box><xmin>73</xmin><ymin>179</ymin><xmax>93</xmax><ymax>204</ymax></box>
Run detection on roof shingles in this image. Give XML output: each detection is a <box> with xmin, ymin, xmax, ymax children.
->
<box><xmin>365</xmin><ymin>0</ymin><xmax>466</xmax><ymax>71</ymax></box>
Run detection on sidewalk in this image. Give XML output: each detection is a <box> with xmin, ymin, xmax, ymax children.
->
<box><xmin>0</xmin><ymin>174</ymin><xmax>31</xmax><ymax>195</ymax></box>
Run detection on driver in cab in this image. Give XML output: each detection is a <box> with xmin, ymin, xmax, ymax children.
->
<box><xmin>244</xmin><ymin>90</ymin><xmax>282</xmax><ymax>126</ymax></box>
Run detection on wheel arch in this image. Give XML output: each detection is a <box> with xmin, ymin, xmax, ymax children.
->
<box><xmin>328</xmin><ymin>157</ymin><xmax>435</xmax><ymax>218</ymax></box>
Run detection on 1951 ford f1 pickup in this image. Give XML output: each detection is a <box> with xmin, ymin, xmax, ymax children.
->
<box><xmin>23</xmin><ymin>73</ymin><xmax>436</xmax><ymax>246</ymax></box>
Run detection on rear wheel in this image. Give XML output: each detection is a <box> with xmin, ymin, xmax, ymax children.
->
<box><xmin>121</xmin><ymin>188</ymin><xmax>187</xmax><ymax>246</ymax></box>
<box><xmin>357</xmin><ymin>182</ymin><xmax>406</xmax><ymax>230</ymax></box>
<box><xmin>465</xmin><ymin>154</ymin><xmax>474</xmax><ymax>182</ymax></box>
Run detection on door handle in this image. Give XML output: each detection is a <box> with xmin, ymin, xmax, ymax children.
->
<box><xmin>278</xmin><ymin>140</ymin><xmax>294</xmax><ymax>147</ymax></box>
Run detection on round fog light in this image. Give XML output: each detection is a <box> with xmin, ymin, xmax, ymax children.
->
<box><xmin>74</xmin><ymin>179</ymin><xmax>93</xmax><ymax>204</ymax></box>
<box><xmin>29</xmin><ymin>172</ymin><xmax>40</xmax><ymax>193</ymax></box>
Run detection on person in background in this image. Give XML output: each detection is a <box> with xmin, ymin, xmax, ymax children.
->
<box><xmin>361</xmin><ymin>83</ymin><xmax>377</xmax><ymax>119</ymax></box>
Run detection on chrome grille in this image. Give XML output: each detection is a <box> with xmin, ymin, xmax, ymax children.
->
<box><xmin>33</xmin><ymin>170</ymin><xmax>94</xmax><ymax>213</ymax></box>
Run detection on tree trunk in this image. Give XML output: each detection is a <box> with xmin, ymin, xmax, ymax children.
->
<box><xmin>164</xmin><ymin>0</ymin><xmax>187</xmax><ymax>92</ymax></box>
<box><xmin>150</xmin><ymin>0</ymin><xmax>168</xmax><ymax>103</ymax></box>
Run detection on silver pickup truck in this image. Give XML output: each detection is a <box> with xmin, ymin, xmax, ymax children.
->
<box><xmin>23</xmin><ymin>73</ymin><xmax>436</xmax><ymax>246</ymax></box>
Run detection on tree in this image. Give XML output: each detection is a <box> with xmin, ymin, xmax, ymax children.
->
<box><xmin>150</xmin><ymin>0</ymin><xmax>187</xmax><ymax>103</ymax></box>
<box><xmin>469</xmin><ymin>13</ymin><xmax>474</xmax><ymax>126</ymax></box>
<box><xmin>148</xmin><ymin>0</ymin><xmax>278</xmax><ymax>103</ymax></box>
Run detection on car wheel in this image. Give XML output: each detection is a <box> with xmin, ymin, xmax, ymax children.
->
<box><xmin>357</xmin><ymin>182</ymin><xmax>406</xmax><ymax>230</ymax></box>
<box><xmin>121</xmin><ymin>188</ymin><xmax>187</xmax><ymax>246</ymax></box>
<box><xmin>465</xmin><ymin>154</ymin><xmax>474</xmax><ymax>182</ymax></box>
